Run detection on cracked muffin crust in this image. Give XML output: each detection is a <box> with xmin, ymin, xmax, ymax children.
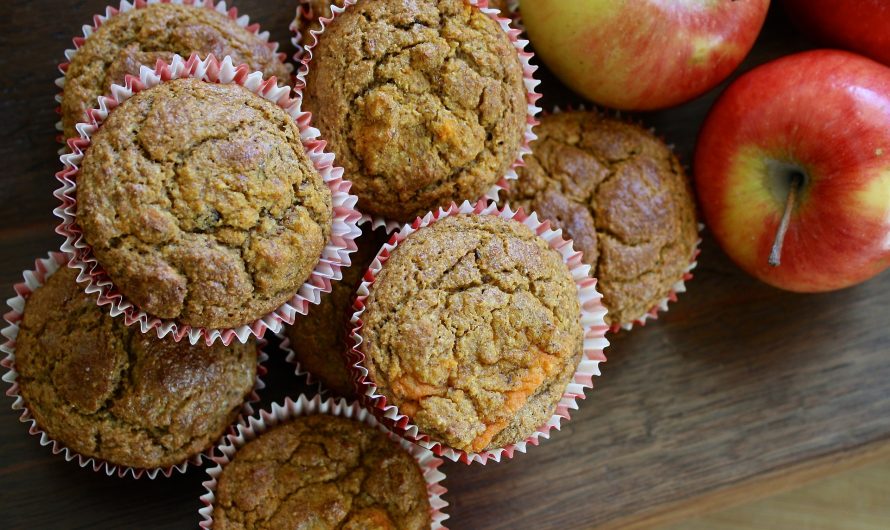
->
<box><xmin>295</xmin><ymin>0</ymin><xmax>512</xmax><ymax>41</ymax></box>
<box><xmin>77</xmin><ymin>78</ymin><xmax>333</xmax><ymax>330</ymax></box>
<box><xmin>504</xmin><ymin>111</ymin><xmax>699</xmax><ymax>327</ymax></box>
<box><xmin>286</xmin><ymin>225</ymin><xmax>390</xmax><ymax>397</ymax></box>
<box><xmin>360</xmin><ymin>214</ymin><xmax>583</xmax><ymax>453</ymax></box>
<box><xmin>14</xmin><ymin>267</ymin><xmax>257</xmax><ymax>470</ymax></box>
<box><xmin>62</xmin><ymin>3</ymin><xmax>290</xmax><ymax>139</ymax></box>
<box><xmin>213</xmin><ymin>414</ymin><xmax>431</xmax><ymax>529</ymax></box>
<box><xmin>302</xmin><ymin>0</ymin><xmax>527</xmax><ymax>223</ymax></box>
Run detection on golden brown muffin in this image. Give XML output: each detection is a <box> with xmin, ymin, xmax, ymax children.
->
<box><xmin>360</xmin><ymin>214</ymin><xmax>583</xmax><ymax>453</ymax></box>
<box><xmin>302</xmin><ymin>0</ymin><xmax>527</xmax><ymax>223</ymax></box>
<box><xmin>295</xmin><ymin>0</ymin><xmax>512</xmax><ymax>41</ymax></box>
<box><xmin>213</xmin><ymin>415</ymin><xmax>431</xmax><ymax>530</ymax></box>
<box><xmin>62</xmin><ymin>3</ymin><xmax>291</xmax><ymax>139</ymax></box>
<box><xmin>503</xmin><ymin>111</ymin><xmax>699</xmax><ymax>327</ymax></box>
<box><xmin>286</xmin><ymin>225</ymin><xmax>390</xmax><ymax>396</ymax></box>
<box><xmin>14</xmin><ymin>267</ymin><xmax>257</xmax><ymax>470</ymax></box>
<box><xmin>77</xmin><ymin>78</ymin><xmax>332</xmax><ymax>330</ymax></box>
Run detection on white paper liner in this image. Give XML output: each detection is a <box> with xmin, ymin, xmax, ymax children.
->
<box><xmin>54</xmin><ymin>0</ymin><xmax>293</xmax><ymax>147</ymax></box>
<box><xmin>199</xmin><ymin>394</ymin><xmax>449</xmax><ymax>529</ymax></box>
<box><xmin>1</xmin><ymin>252</ymin><xmax>269</xmax><ymax>479</ymax></box>
<box><xmin>294</xmin><ymin>0</ymin><xmax>542</xmax><ymax>233</ymax></box>
<box><xmin>347</xmin><ymin>200</ymin><xmax>610</xmax><ymax>464</ymax></box>
<box><xmin>276</xmin><ymin>331</ymin><xmax>328</xmax><ymax>396</ymax></box>
<box><xmin>54</xmin><ymin>53</ymin><xmax>362</xmax><ymax>346</ymax></box>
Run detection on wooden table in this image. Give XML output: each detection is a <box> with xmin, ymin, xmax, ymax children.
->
<box><xmin>1</xmin><ymin>2</ymin><xmax>888</xmax><ymax>529</ymax></box>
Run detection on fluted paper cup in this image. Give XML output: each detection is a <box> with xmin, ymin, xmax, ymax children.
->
<box><xmin>54</xmin><ymin>53</ymin><xmax>362</xmax><ymax>346</ymax></box>
<box><xmin>348</xmin><ymin>200</ymin><xmax>610</xmax><ymax>464</ymax></box>
<box><xmin>1</xmin><ymin>252</ymin><xmax>269</xmax><ymax>479</ymax></box>
<box><xmin>199</xmin><ymin>394</ymin><xmax>449</xmax><ymax>529</ymax></box>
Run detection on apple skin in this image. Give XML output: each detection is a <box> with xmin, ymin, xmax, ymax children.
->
<box><xmin>694</xmin><ymin>50</ymin><xmax>890</xmax><ymax>293</ymax></box>
<box><xmin>520</xmin><ymin>0</ymin><xmax>770</xmax><ymax>111</ymax></box>
<box><xmin>784</xmin><ymin>0</ymin><xmax>890</xmax><ymax>66</ymax></box>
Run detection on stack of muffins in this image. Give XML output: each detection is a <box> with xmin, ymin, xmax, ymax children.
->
<box><xmin>2</xmin><ymin>0</ymin><xmax>700</xmax><ymax>527</ymax></box>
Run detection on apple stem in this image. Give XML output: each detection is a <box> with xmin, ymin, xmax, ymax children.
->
<box><xmin>768</xmin><ymin>173</ymin><xmax>802</xmax><ymax>267</ymax></box>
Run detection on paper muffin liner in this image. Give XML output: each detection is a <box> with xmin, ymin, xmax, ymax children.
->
<box><xmin>54</xmin><ymin>53</ymin><xmax>363</xmax><ymax>346</ymax></box>
<box><xmin>54</xmin><ymin>0</ymin><xmax>293</xmax><ymax>148</ymax></box>
<box><xmin>295</xmin><ymin>0</ymin><xmax>542</xmax><ymax>234</ymax></box>
<box><xmin>347</xmin><ymin>199</ymin><xmax>610</xmax><ymax>464</ymax></box>
<box><xmin>1</xmin><ymin>252</ymin><xmax>269</xmax><ymax>479</ymax></box>
<box><xmin>199</xmin><ymin>394</ymin><xmax>449</xmax><ymax>529</ymax></box>
<box><xmin>276</xmin><ymin>331</ymin><xmax>328</xmax><ymax>396</ymax></box>
<box><xmin>529</xmin><ymin>105</ymin><xmax>703</xmax><ymax>333</ymax></box>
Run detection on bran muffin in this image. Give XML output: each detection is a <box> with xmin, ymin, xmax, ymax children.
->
<box><xmin>503</xmin><ymin>111</ymin><xmax>699</xmax><ymax>327</ymax></box>
<box><xmin>286</xmin><ymin>225</ymin><xmax>390</xmax><ymax>396</ymax></box>
<box><xmin>14</xmin><ymin>267</ymin><xmax>257</xmax><ymax>470</ymax></box>
<box><xmin>360</xmin><ymin>214</ymin><xmax>583</xmax><ymax>453</ymax></box>
<box><xmin>212</xmin><ymin>414</ymin><xmax>431</xmax><ymax>529</ymax></box>
<box><xmin>296</xmin><ymin>0</ymin><xmax>512</xmax><ymax>41</ymax></box>
<box><xmin>302</xmin><ymin>0</ymin><xmax>528</xmax><ymax>223</ymax></box>
<box><xmin>76</xmin><ymin>78</ymin><xmax>333</xmax><ymax>330</ymax></box>
<box><xmin>61</xmin><ymin>3</ymin><xmax>290</xmax><ymax>139</ymax></box>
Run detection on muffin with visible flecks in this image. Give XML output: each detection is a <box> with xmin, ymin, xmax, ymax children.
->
<box><xmin>212</xmin><ymin>414</ymin><xmax>431</xmax><ymax>529</ymax></box>
<box><xmin>358</xmin><ymin>214</ymin><xmax>584</xmax><ymax>453</ymax></box>
<box><xmin>62</xmin><ymin>2</ymin><xmax>290</xmax><ymax>139</ymax></box>
<box><xmin>14</xmin><ymin>266</ymin><xmax>257</xmax><ymax>470</ymax></box>
<box><xmin>301</xmin><ymin>0</ymin><xmax>528</xmax><ymax>223</ymax></box>
<box><xmin>504</xmin><ymin>111</ymin><xmax>699</xmax><ymax>328</ymax></box>
<box><xmin>76</xmin><ymin>77</ymin><xmax>332</xmax><ymax>330</ymax></box>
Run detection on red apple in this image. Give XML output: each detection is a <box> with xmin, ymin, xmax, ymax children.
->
<box><xmin>784</xmin><ymin>0</ymin><xmax>890</xmax><ymax>66</ymax></box>
<box><xmin>520</xmin><ymin>0</ymin><xmax>770</xmax><ymax>111</ymax></box>
<box><xmin>695</xmin><ymin>50</ymin><xmax>890</xmax><ymax>292</ymax></box>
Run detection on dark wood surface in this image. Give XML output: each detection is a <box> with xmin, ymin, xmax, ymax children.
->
<box><xmin>2</xmin><ymin>2</ymin><xmax>888</xmax><ymax>529</ymax></box>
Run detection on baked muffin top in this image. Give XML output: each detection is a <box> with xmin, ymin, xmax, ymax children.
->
<box><xmin>62</xmin><ymin>3</ymin><xmax>290</xmax><ymax>139</ymax></box>
<box><xmin>504</xmin><ymin>111</ymin><xmax>699</xmax><ymax>326</ymax></box>
<box><xmin>15</xmin><ymin>267</ymin><xmax>257</xmax><ymax>470</ymax></box>
<box><xmin>361</xmin><ymin>214</ymin><xmax>583</xmax><ymax>453</ymax></box>
<box><xmin>286</xmin><ymin>225</ymin><xmax>390</xmax><ymax>396</ymax></box>
<box><xmin>213</xmin><ymin>414</ymin><xmax>431</xmax><ymax>530</ymax></box>
<box><xmin>76</xmin><ymin>78</ymin><xmax>332</xmax><ymax>330</ymax></box>
<box><xmin>296</xmin><ymin>0</ymin><xmax>513</xmax><ymax>40</ymax></box>
<box><xmin>302</xmin><ymin>0</ymin><xmax>527</xmax><ymax>223</ymax></box>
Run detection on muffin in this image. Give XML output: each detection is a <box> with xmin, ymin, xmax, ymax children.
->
<box><xmin>61</xmin><ymin>3</ymin><xmax>290</xmax><ymax>139</ymax></box>
<box><xmin>76</xmin><ymin>78</ymin><xmax>333</xmax><ymax>330</ymax></box>
<box><xmin>503</xmin><ymin>111</ymin><xmax>699</xmax><ymax>327</ymax></box>
<box><xmin>286</xmin><ymin>225</ymin><xmax>390</xmax><ymax>396</ymax></box>
<box><xmin>212</xmin><ymin>414</ymin><xmax>431</xmax><ymax>529</ymax></box>
<box><xmin>13</xmin><ymin>267</ymin><xmax>257</xmax><ymax>470</ymax></box>
<box><xmin>302</xmin><ymin>0</ymin><xmax>528</xmax><ymax>223</ymax></box>
<box><xmin>359</xmin><ymin>214</ymin><xmax>583</xmax><ymax>453</ymax></box>
<box><xmin>296</xmin><ymin>0</ymin><xmax>512</xmax><ymax>41</ymax></box>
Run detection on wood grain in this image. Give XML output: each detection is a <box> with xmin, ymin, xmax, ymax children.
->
<box><xmin>1</xmin><ymin>2</ymin><xmax>888</xmax><ymax>529</ymax></box>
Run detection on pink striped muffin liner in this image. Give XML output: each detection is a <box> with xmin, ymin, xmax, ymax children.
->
<box><xmin>55</xmin><ymin>0</ymin><xmax>292</xmax><ymax>147</ymax></box>
<box><xmin>54</xmin><ymin>53</ymin><xmax>362</xmax><ymax>346</ymax></box>
<box><xmin>1</xmin><ymin>252</ymin><xmax>268</xmax><ymax>479</ymax></box>
<box><xmin>276</xmin><ymin>331</ymin><xmax>327</xmax><ymax>396</ymax></box>
<box><xmin>348</xmin><ymin>200</ymin><xmax>610</xmax><ymax>464</ymax></box>
<box><xmin>199</xmin><ymin>394</ymin><xmax>449</xmax><ymax>529</ymax></box>
<box><xmin>294</xmin><ymin>0</ymin><xmax>542</xmax><ymax>233</ymax></box>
